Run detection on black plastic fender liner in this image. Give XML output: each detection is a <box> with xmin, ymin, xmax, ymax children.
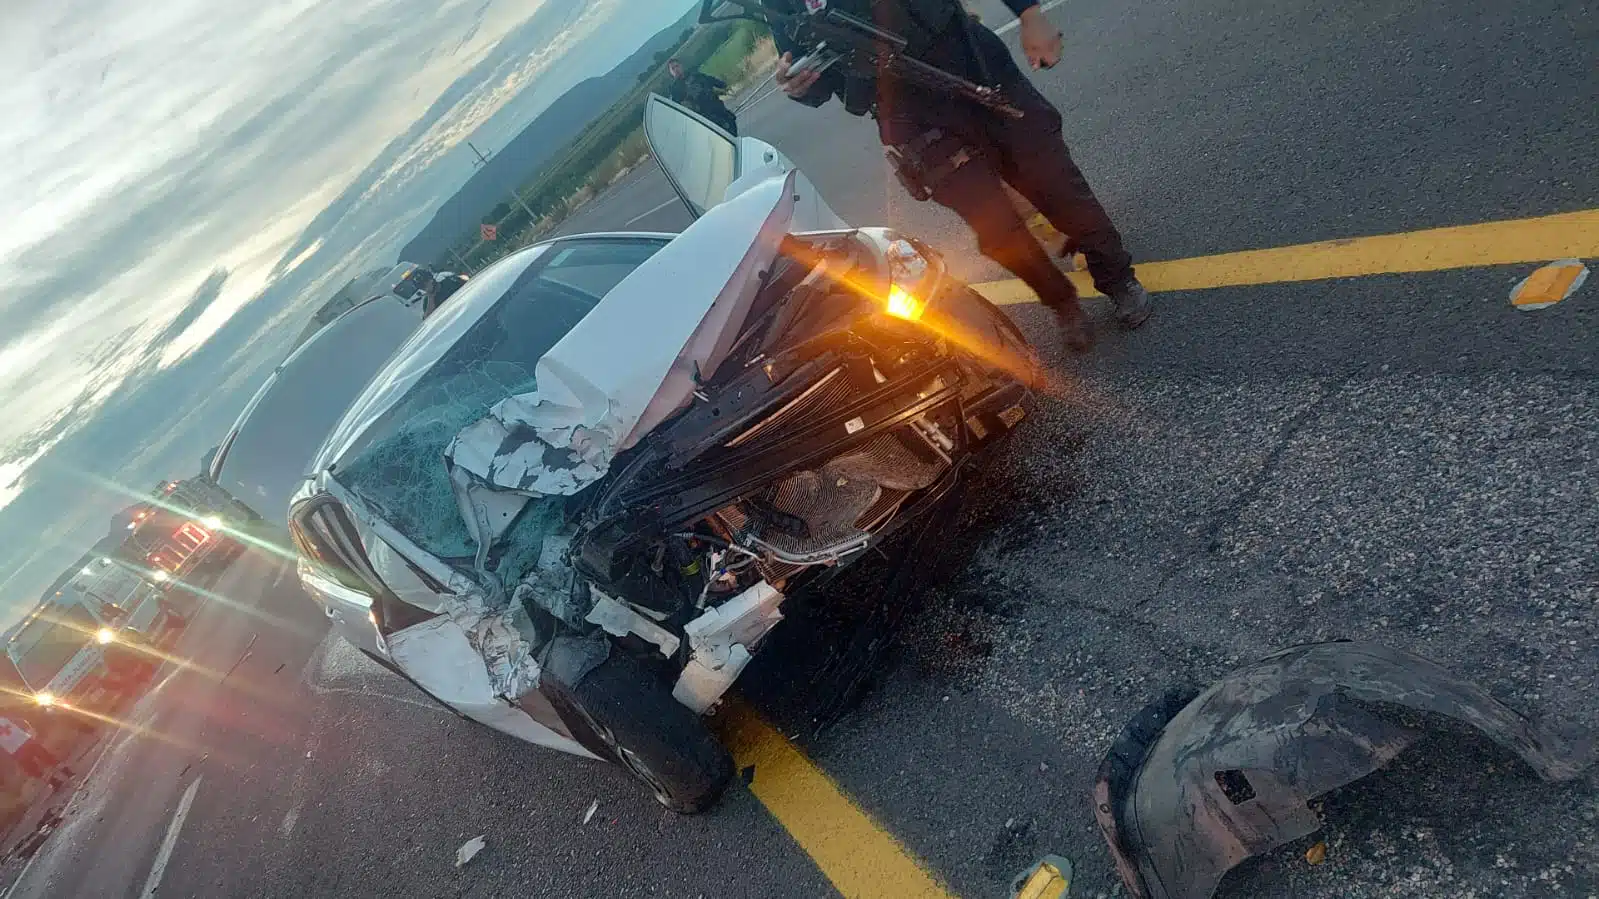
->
<box><xmin>1093</xmin><ymin>641</ymin><xmax>1597</xmax><ymax>899</ymax></box>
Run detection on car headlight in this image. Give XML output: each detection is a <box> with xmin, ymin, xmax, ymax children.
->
<box><xmin>34</xmin><ymin>691</ymin><xmax>55</xmax><ymax>707</ymax></box>
<box><xmin>882</xmin><ymin>238</ymin><xmax>936</xmax><ymax>322</ymax></box>
<box><xmin>200</xmin><ymin>515</ymin><xmax>223</xmax><ymax>530</ymax></box>
<box><xmin>885</xmin><ymin>284</ymin><xmax>926</xmax><ymax>321</ymax></box>
<box><xmin>96</xmin><ymin>627</ymin><xmax>116</xmax><ymax>645</ymax></box>
<box><xmin>151</xmin><ymin>570</ymin><xmax>170</xmax><ymax>583</ymax></box>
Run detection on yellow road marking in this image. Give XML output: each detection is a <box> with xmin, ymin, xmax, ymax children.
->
<box><xmin>720</xmin><ymin>703</ymin><xmax>954</xmax><ymax>899</ymax></box>
<box><xmin>972</xmin><ymin>207</ymin><xmax>1599</xmax><ymax>303</ymax></box>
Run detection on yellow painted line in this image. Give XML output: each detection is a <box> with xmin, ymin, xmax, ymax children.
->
<box><xmin>973</xmin><ymin>207</ymin><xmax>1599</xmax><ymax>304</ymax></box>
<box><xmin>720</xmin><ymin>703</ymin><xmax>954</xmax><ymax>899</ymax></box>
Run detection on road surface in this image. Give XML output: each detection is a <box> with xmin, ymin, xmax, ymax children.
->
<box><xmin>7</xmin><ymin>0</ymin><xmax>1595</xmax><ymax>896</ymax></box>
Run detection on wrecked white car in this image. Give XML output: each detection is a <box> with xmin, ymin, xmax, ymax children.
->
<box><xmin>287</xmin><ymin>96</ymin><xmax>1040</xmax><ymax>811</ymax></box>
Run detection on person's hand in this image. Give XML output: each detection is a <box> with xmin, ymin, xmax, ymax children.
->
<box><xmin>1017</xmin><ymin>7</ymin><xmax>1063</xmax><ymax>70</ymax></box>
<box><xmin>775</xmin><ymin>51</ymin><xmax>821</xmax><ymax>98</ymax></box>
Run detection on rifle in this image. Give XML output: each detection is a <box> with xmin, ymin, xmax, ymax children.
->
<box><xmin>699</xmin><ymin>0</ymin><xmax>1024</xmax><ymax>119</ymax></box>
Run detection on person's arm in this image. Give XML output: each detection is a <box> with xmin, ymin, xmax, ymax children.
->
<box><xmin>1001</xmin><ymin>1</ymin><xmax>1064</xmax><ymax>70</ymax></box>
<box><xmin>705</xmin><ymin>74</ymin><xmax>729</xmax><ymax>92</ymax></box>
<box><xmin>766</xmin><ymin>1</ymin><xmax>840</xmax><ymax>107</ymax></box>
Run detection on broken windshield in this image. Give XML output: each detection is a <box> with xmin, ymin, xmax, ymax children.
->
<box><xmin>336</xmin><ymin>237</ymin><xmax>669</xmax><ymax>565</ymax></box>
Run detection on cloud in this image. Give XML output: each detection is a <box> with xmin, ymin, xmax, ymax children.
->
<box><xmin>0</xmin><ymin>0</ymin><xmax>698</xmax><ymax>623</ymax></box>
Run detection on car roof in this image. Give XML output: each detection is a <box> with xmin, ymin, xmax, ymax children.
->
<box><xmin>210</xmin><ymin>291</ymin><xmax>424</xmax><ymax>520</ymax></box>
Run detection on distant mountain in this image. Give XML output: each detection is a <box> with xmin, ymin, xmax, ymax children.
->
<box><xmin>399</xmin><ymin>6</ymin><xmax>699</xmax><ymax>266</ymax></box>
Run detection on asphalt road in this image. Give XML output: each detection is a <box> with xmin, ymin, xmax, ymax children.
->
<box><xmin>7</xmin><ymin>0</ymin><xmax>1596</xmax><ymax>896</ymax></box>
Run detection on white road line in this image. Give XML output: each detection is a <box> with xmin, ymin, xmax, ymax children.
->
<box><xmin>267</xmin><ymin>561</ymin><xmax>291</xmax><ymax>592</ymax></box>
<box><xmin>138</xmin><ymin>777</ymin><xmax>202</xmax><ymax>899</ymax></box>
<box><xmin>278</xmin><ymin>802</ymin><xmax>301</xmax><ymax>839</ymax></box>
<box><xmin>623</xmin><ymin>197</ymin><xmax>683</xmax><ymax>226</ymax></box>
<box><xmin>1</xmin><ymin>845</ymin><xmax>44</xmax><ymax>899</ymax></box>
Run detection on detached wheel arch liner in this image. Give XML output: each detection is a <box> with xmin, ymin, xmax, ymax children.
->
<box><xmin>1094</xmin><ymin>640</ymin><xmax>1597</xmax><ymax>899</ymax></box>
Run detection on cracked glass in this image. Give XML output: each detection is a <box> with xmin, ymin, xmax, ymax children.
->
<box><xmin>337</xmin><ymin>237</ymin><xmax>669</xmax><ymax>566</ymax></box>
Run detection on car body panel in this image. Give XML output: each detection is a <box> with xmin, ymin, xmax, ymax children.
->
<box><xmin>298</xmin><ymin>563</ymin><xmax>386</xmax><ymax>660</ymax></box>
<box><xmin>211</xmin><ymin>292</ymin><xmax>424</xmax><ymax>525</ymax></box>
<box><xmin>644</xmin><ymin>93</ymin><xmax>845</xmax><ymax>230</ymax></box>
<box><xmin>385</xmin><ymin>614</ymin><xmax>599</xmax><ymax>758</ymax></box>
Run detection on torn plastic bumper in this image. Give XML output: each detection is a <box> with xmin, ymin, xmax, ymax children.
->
<box><xmin>673</xmin><ymin>581</ymin><xmax>784</xmax><ymax>713</ymax></box>
<box><xmin>1094</xmin><ymin>641</ymin><xmax>1596</xmax><ymax>899</ymax></box>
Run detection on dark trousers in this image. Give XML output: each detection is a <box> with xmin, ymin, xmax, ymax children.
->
<box><xmin>711</xmin><ymin>108</ymin><xmax>739</xmax><ymax>137</ymax></box>
<box><xmin>879</xmin><ymin>24</ymin><xmax>1134</xmax><ymax>304</ymax></box>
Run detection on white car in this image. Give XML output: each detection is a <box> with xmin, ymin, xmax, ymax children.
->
<box><xmin>287</xmin><ymin>96</ymin><xmax>1040</xmax><ymax>811</ymax></box>
<box><xmin>210</xmin><ymin>289</ymin><xmax>424</xmax><ymax>526</ymax></box>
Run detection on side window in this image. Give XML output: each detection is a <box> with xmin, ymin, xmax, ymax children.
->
<box><xmin>643</xmin><ymin>94</ymin><xmax>738</xmax><ymax>217</ymax></box>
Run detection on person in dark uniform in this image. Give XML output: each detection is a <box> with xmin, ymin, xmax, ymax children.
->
<box><xmin>423</xmin><ymin>271</ymin><xmax>469</xmax><ymax>317</ymax></box>
<box><xmin>667</xmin><ymin>58</ymin><xmax>740</xmax><ymax>136</ymax></box>
<box><xmin>769</xmin><ymin>0</ymin><xmax>1150</xmax><ymax>352</ymax></box>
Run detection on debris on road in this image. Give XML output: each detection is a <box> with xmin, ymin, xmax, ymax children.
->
<box><xmin>222</xmin><ymin>634</ymin><xmax>261</xmax><ymax>681</ymax></box>
<box><xmin>1010</xmin><ymin>854</ymin><xmax>1073</xmax><ymax>899</ymax></box>
<box><xmin>1304</xmin><ymin>841</ymin><xmax>1328</xmax><ymax>866</ymax></box>
<box><xmin>1093</xmin><ymin>642</ymin><xmax>1596</xmax><ymax>899</ymax></box>
<box><xmin>455</xmin><ymin>835</ymin><xmax>486</xmax><ymax>867</ymax></box>
<box><xmin>1510</xmin><ymin>259</ymin><xmax>1588</xmax><ymax>310</ymax></box>
<box><xmin>582</xmin><ymin>800</ymin><xmax>599</xmax><ymax>825</ymax></box>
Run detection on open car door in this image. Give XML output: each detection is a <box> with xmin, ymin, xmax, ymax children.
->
<box><xmin>643</xmin><ymin>93</ymin><xmax>844</xmax><ymax>231</ymax></box>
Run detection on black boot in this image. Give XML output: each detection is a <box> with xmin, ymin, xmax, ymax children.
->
<box><xmin>1041</xmin><ymin>279</ymin><xmax>1093</xmax><ymax>354</ymax></box>
<box><xmin>1106</xmin><ymin>279</ymin><xmax>1154</xmax><ymax>329</ymax></box>
<box><xmin>1053</xmin><ymin>304</ymin><xmax>1093</xmax><ymax>353</ymax></box>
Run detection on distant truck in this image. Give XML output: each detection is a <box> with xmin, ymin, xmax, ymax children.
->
<box><xmin>69</xmin><ymin>559</ymin><xmax>186</xmax><ymax>647</ymax></box>
<box><xmin>3</xmin><ymin>594</ymin><xmax>160</xmax><ymax>718</ymax></box>
<box><xmin>120</xmin><ymin>478</ymin><xmax>248</xmax><ymax>593</ymax></box>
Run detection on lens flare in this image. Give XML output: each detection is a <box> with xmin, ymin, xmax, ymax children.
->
<box><xmin>96</xmin><ymin>627</ymin><xmax>116</xmax><ymax>645</ymax></box>
<box><xmin>885</xmin><ymin>284</ymin><xmax>925</xmax><ymax>321</ymax></box>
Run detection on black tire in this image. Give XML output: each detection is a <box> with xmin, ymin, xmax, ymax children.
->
<box><xmin>543</xmin><ymin>651</ymin><xmax>734</xmax><ymax>814</ymax></box>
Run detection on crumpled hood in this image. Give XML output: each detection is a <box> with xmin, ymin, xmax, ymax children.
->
<box><xmin>445</xmin><ymin>170</ymin><xmax>798</xmax><ymax>497</ymax></box>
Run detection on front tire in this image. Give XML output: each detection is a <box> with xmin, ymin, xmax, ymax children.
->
<box><xmin>543</xmin><ymin>650</ymin><xmax>734</xmax><ymax>814</ymax></box>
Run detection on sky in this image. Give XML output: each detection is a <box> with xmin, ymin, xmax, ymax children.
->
<box><xmin>0</xmin><ymin>0</ymin><xmax>698</xmax><ymax>627</ymax></box>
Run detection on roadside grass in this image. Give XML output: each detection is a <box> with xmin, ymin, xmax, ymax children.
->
<box><xmin>442</xmin><ymin>19</ymin><xmax>773</xmax><ymax>271</ymax></box>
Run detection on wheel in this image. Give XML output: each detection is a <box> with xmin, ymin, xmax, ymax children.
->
<box><xmin>542</xmin><ymin>650</ymin><xmax>733</xmax><ymax>814</ymax></box>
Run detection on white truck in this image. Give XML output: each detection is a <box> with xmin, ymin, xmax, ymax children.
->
<box><xmin>4</xmin><ymin>589</ymin><xmax>162</xmax><ymax>718</ymax></box>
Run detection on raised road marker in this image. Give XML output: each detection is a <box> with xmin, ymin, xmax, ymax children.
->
<box><xmin>1510</xmin><ymin>259</ymin><xmax>1587</xmax><ymax>310</ymax></box>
